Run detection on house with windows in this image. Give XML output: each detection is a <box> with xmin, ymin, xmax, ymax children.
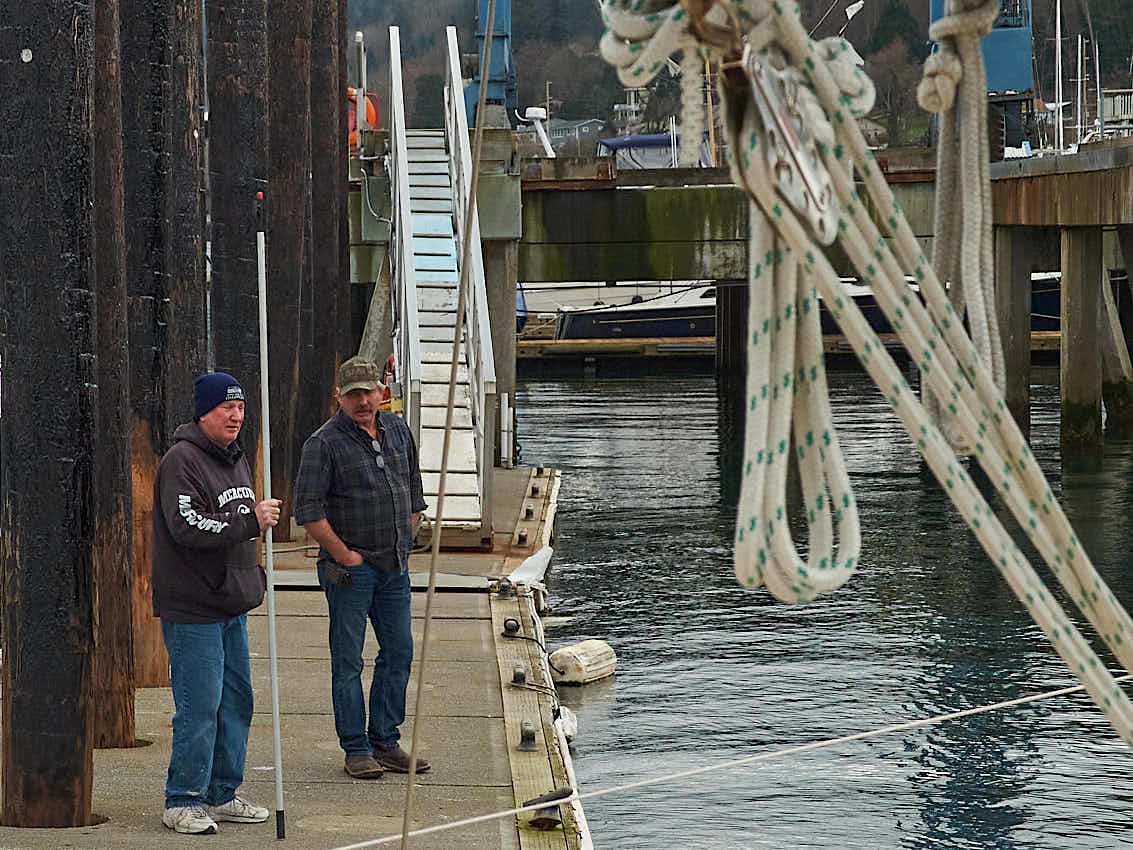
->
<box><xmin>518</xmin><ymin>118</ymin><xmax>607</xmax><ymax>155</ymax></box>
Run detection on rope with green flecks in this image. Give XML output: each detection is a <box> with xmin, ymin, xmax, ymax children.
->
<box><xmin>599</xmin><ymin>0</ymin><xmax>1133</xmax><ymax>751</ymax></box>
<box><xmin>918</xmin><ymin>0</ymin><xmax>1004</xmax><ymax>453</ymax></box>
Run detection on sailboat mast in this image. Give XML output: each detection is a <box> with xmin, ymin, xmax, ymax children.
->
<box><xmin>1094</xmin><ymin>36</ymin><xmax>1104</xmax><ymax>136</ymax></box>
<box><xmin>1055</xmin><ymin>0</ymin><xmax>1063</xmax><ymax>150</ymax></box>
<box><xmin>1077</xmin><ymin>33</ymin><xmax>1084</xmax><ymax>144</ymax></box>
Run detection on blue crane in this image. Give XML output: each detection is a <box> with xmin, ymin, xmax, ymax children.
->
<box><xmin>464</xmin><ymin>0</ymin><xmax>517</xmax><ymax>127</ymax></box>
<box><xmin>930</xmin><ymin>0</ymin><xmax>1034</xmax><ymax>94</ymax></box>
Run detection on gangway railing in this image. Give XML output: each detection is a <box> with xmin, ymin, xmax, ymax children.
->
<box><xmin>444</xmin><ymin>25</ymin><xmax>497</xmax><ymax>538</ymax></box>
<box><xmin>388</xmin><ymin>27</ymin><xmax>423</xmax><ymax>441</ymax></box>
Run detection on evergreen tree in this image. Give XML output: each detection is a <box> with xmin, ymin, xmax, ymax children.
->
<box><xmin>868</xmin><ymin>0</ymin><xmax>929</xmax><ymax>60</ymax></box>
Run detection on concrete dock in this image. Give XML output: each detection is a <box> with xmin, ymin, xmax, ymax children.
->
<box><xmin>0</xmin><ymin>466</ymin><xmax>578</xmax><ymax>850</ymax></box>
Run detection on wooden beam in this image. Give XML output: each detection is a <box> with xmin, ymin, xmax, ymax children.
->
<box><xmin>92</xmin><ymin>0</ymin><xmax>136</xmax><ymax>748</ymax></box>
<box><xmin>491</xmin><ymin>596</ymin><xmax>570</xmax><ymax>848</ymax></box>
<box><xmin>0</xmin><ymin>0</ymin><xmax>96</xmax><ymax>825</ymax></box>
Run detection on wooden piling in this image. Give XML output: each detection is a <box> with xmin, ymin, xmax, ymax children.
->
<box><xmin>93</xmin><ymin>0</ymin><xmax>137</xmax><ymax>748</ymax></box>
<box><xmin>206</xmin><ymin>0</ymin><xmax>269</xmax><ymax>486</ymax></box>
<box><xmin>993</xmin><ymin>226</ymin><xmax>1034</xmax><ymax>437</ymax></box>
<box><xmin>715</xmin><ymin>280</ymin><xmax>749</xmax><ymax>385</ymax></box>
<box><xmin>266</xmin><ymin>0</ymin><xmax>313</xmax><ymax>539</ymax></box>
<box><xmin>1060</xmin><ymin>227</ymin><xmax>1103</xmax><ymax>448</ymax></box>
<box><xmin>311</xmin><ymin>0</ymin><xmax>345</xmax><ymax>421</ymax></box>
<box><xmin>337</xmin><ymin>0</ymin><xmax>354</xmax><ymax>360</ymax></box>
<box><xmin>121</xmin><ymin>0</ymin><xmax>206</xmax><ymax>688</ymax></box>
<box><xmin>121</xmin><ymin>0</ymin><xmax>168</xmax><ymax>686</ymax></box>
<box><xmin>1117</xmin><ymin>225</ymin><xmax>1133</xmax><ymax>383</ymax></box>
<box><xmin>0</xmin><ymin>0</ymin><xmax>97</xmax><ymax>825</ymax></box>
<box><xmin>1099</xmin><ymin>264</ymin><xmax>1133</xmax><ymax>429</ymax></box>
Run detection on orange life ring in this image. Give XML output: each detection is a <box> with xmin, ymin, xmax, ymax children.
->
<box><xmin>347</xmin><ymin>87</ymin><xmax>379</xmax><ymax>148</ymax></box>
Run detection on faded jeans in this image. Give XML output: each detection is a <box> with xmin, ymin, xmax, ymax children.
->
<box><xmin>318</xmin><ymin>564</ymin><xmax>413</xmax><ymax>754</ymax></box>
<box><xmin>161</xmin><ymin>615</ymin><xmax>253</xmax><ymax>809</ymax></box>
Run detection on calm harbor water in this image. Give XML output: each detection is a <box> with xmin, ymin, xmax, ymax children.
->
<box><xmin>515</xmin><ymin>369</ymin><xmax>1133</xmax><ymax>849</ymax></box>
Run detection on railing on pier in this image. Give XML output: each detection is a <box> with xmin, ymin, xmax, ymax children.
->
<box><xmin>444</xmin><ymin>25</ymin><xmax>497</xmax><ymax>537</ymax></box>
<box><xmin>388</xmin><ymin>27</ymin><xmax>423</xmax><ymax>441</ymax></box>
<box><xmin>1104</xmin><ymin>89</ymin><xmax>1133</xmax><ymax>128</ymax></box>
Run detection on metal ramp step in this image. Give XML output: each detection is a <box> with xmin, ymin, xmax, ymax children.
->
<box><xmin>415</xmin><ymin>270</ymin><xmax>459</xmax><ymax>285</ymax></box>
<box><xmin>420</xmin><ymin>428</ymin><xmax>477</xmax><ymax>473</ymax></box>
<box><xmin>422</xmin><ymin>384</ymin><xmax>471</xmax><ymax>410</ymax></box>
<box><xmin>413</xmin><ymin>254</ymin><xmax>457</xmax><ymax>273</ymax></box>
<box><xmin>409</xmin><ymin>185</ymin><xmax>454</xmax><ymax>201</ymax></box>
<box><xmin>420</xmin><ymin>325</ymin><xmax>457</xmax><ymax>343</ymax></box>
<box><xmin>413</xmin><ymin>236</ymin><xmax>456</xmax><ymax>257</ymax></box>
<box><xmin>407</xmin><ymin>174</ymin><xmax>453</xmax><ymax>189</ymax></box>
<box><xmin>407</xmin><ymin>148</ymin><xmax>449</xmax><ymax>163</ymax></box>
<box><xmin>412</xmin><ymin>213</ymin><xmax>454</xmax><ymax>239</ymax></box>
<box><xmin>418</xmin><ymin>287</ymin><xmax>458</xmax><ymax>312</ymax></box>
<box><xmin>421</xmin><ymin>363</ymin><xmax>470</xmax><ymax>384</ymax></box>
<box><xmin>410</xmin><ymin>198</ymin><xmax>454</xmax><ymax>214</ymax></box>
<box><xmin>421</xmin><ymin>345</ymin><xmax>468</xmax><ymax>363</ymax></box>
<box><xmin>405</xmin><ymin>131</ymin><xmax>445</xmax><ymax>148</ymax></box>
<box><xmin>419</xmin><ymin>422</ymin><xmax>481</xmax><ymax>524</ymax></box>
<box><xmin>421</xmin><ymin>471</ymin><xmax>479</xmax><ymax>496</ymax></box>
<box><xmin>407</xmin><ymin>160</ymin><xmax>450</xmax><ymax>175</ymax></box>
<box><xmin>418</xmin><ymin>310</ymin><xmax>457</xmax><ymax>328</ymax></box>
<box><xmin>419</xmin><ymin>406</ymin><xmax>472</xmax><ymax>428</ymax></box>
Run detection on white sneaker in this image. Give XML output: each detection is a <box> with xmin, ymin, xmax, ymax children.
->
<box><xmin>206</xmin><ymin>795</ymin><xmax>269</xmax><ymax>823</ymax></box>
<box><xmin>162</xmin><ymin>804</ymin><xmax>218</xmax><ymax>834</ymax></box>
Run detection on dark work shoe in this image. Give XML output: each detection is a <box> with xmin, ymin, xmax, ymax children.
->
<box><xmin>344</xmin><ymin>752</ymin><xmax>384</xmax><ymax>779</ymax></box>
<box><xmin>374</xmin><ymin>746</ymin><xmax>431</xmax><ymax>774</ymax></box>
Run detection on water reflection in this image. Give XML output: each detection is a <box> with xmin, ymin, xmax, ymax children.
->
<box><xmin>516</xmin><ymin>372</ymin><xmax>1133</xmax><ymax>849</ymax></box>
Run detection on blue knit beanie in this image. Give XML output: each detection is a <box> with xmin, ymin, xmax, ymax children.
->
<box><xmin>194</xmin><ymin>372</ymin><xmax>246</xmax><ymax>420</ymax></box>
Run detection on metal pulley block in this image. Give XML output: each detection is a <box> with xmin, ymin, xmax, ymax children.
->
<box><xmin>741</xmin><ymin>42</ymin><xmax>838</xmax><ymax>246</ymax></box>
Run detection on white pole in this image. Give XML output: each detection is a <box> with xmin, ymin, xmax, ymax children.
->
<box><xmin>1095</xmin><ymin>37</ymin><xmax>1104</xmax><ymax>135</ymax></box>
<box><xmin>1077</xmin><ymin>34</ymin><xmax>1084</xmax><ymax>144</ymax></box>
<box><xmin>355</xmin><ymin>32</ymin><xmax>367</xmax><ymax>157</ymax></box>
<box><xmin>256</xmin><ymin>202</ymin><xmax>286</xmax><ymax>839</ymax></box>
<box><xmin>1055</xmin><ymin>0</ymin><xmax>1063</xmax><ymax>151</ymax></box>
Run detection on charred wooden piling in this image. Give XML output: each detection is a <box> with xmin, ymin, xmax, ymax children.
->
<box><xmin>311</xmin><ymin>0</ymin><xmax>348</xmax><ymax>420</ymax></box>
<box><xmin>0</xmin><ymin>0</ymin><xmax>97</xmax><ymax>826</ymax></box>
<box><xmin>120</xmin><ymin>0</ymin><xmax>206</xmax><ymax>688</ymax></box>
<box><xmin>266</xmin><ymin>0</ymin><xmax>312</xmax><ymax>538</ymax></box>
<box><xmin>206</xmin><ymin>0</ymin><xmax>268</xmax><ymax>483</ymax></box>
<box><xmin>93</xmin><ymin>0</ymin><xmax>137</xmax><ymax>748</ymax></box>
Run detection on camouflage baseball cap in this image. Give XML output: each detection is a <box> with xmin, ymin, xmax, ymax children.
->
<box><xmin>336</xmin><ymin>356</ymin><xmax>382</xmax><ymax>393</ymax></box>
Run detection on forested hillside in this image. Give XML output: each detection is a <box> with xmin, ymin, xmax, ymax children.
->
<box><xmin>355</xmin><ymin>0</ymin><xmax>1133</xmax><ymax>130</ymax></box>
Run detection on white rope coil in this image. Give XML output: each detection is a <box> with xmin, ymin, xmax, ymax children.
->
<box><xmin>598</xmin><ymin>0</ymin><xmax>1133</xmax><ymax>751</ymax></box>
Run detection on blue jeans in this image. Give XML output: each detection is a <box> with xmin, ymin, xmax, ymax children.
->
<box><xmin>161</xmin><ymin>615</ymin><xmax>253</xmax><ymax>809</ymax></box>
<box><xmin>318</xmin><ymin>564</ymin><xmax>413</xmax><ymax>754</ymax></box>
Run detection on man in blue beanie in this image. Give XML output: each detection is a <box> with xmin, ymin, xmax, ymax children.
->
<box><xmin>152</xmin><ymin>371</ymin><xmax>282</xmax><ymax>834</ymax></box>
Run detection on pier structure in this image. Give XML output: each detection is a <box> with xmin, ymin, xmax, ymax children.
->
<box><xmin>0</xmin><ymin>469</ymin><xmax>574</xmax><ymax>848</ymax></box>
<box><xmin>499</xmin><ymin>142</ymin><xmax>1133</xmax><ymax>448</ymax></box>
<box><xmin>2</xmin><ymin>7</ymin><xmax>572</xmax><ymax>844</ymax></box>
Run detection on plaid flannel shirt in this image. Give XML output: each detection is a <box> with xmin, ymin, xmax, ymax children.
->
<box><xmin>294</xmin><ymin>409</ymin><xmax>428</xmax><ymax>573</ymax></box>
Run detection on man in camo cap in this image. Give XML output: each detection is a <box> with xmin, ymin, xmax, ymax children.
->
<box><xmin>293</xmin><ymin>356</ymin><xmax>430</xmax><ymax>779</ymax></box>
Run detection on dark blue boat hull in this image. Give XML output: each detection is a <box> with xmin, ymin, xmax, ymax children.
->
<box><xmin>555</xmin><ymin>306</ymin><xmax>715</xmax><ymax>339</ymax></box>
<box><xmin>553</xmin><ymin>279</ymin><xmax>1065</xmax><ymax>340</ymax></box>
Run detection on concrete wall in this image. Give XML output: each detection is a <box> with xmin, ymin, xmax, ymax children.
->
<box><xmin>519</xmin><ymin>179</ymin><xmax>937</xmax><ymax>283</ymax></box>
